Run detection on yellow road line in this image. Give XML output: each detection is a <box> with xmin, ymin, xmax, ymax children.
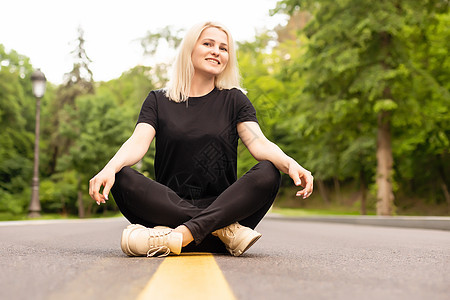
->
<box><xmin>137</xmin><ymin>253</ymin><xmax>236</xmax><ymax>300</ymax></box>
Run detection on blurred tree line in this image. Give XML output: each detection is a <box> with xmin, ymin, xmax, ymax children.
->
<box><xmin>0</xmin><ymin>0</ymin><xmax>448</xmax><ymax>218</ymax></box>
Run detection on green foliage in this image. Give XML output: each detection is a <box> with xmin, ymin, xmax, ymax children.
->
<box><xmin>0</xmin><ymin>37</ymin><xmax>157</xmax><ymax>217</ymax></box>
<box><xmin>272</xmin><ymin>0</ymin><xmax>450</xmax><ymax>211</ymax></box>
<box><xmin>39</xmin><ymin>171</ymin><xmax>77</xmax><ymax>213</ymax></box>
<box><xmin>96</xmin><ymin>65</ymin><xmax>157</xmax><ymax>175</ymax></box>
<box><xmin>0</xmin><ymin>45</ymin><xmax>35</xmax><ymax>215</ymax></box>
<box><xmin>0</xmin><ymin>188</ymin><xmax>30</xmax><ymax>215</ymax></box>
<box><xmin>42</xmin><ymin>66</ymin><xmax>155</xmax><ymax>215</ymax></box>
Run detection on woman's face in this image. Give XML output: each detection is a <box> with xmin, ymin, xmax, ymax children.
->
<box><xmin>191</xmin><ymin>27</ymin><xmax>229</xmax><ymax>78</ymax></box>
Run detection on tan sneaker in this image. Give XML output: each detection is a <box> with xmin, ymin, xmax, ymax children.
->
<box><xmin>121</xmin><ymin>224</ymin><xmax>182</xmax><ymax>257</ymax></box>
<box><xmin>212</xmin><ymin>222</ymin><xmax>262</xmax><ymax>256</ymax></box>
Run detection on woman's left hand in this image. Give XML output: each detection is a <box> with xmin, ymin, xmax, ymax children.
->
<box><xmin>288</xmin><ymin>160</ymin><xmax>314</xmax><ymax>199</ymax></box>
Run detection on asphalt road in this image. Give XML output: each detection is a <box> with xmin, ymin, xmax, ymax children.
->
<box><xmin>1</xmin><ymin>217</ymin><xmax>449</xmax><ymax>300</ymax></box>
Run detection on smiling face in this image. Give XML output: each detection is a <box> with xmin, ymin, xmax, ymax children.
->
<box><xmin>191</xmin><ymin>27</ymin><xmax>229</xmax><ymax>79</ymax></box>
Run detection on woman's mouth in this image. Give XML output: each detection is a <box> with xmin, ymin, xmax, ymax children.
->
<box><xmin>206</xmin><ymin>58</ymin><xmax>220</xmax><ymax>64</ymax></box>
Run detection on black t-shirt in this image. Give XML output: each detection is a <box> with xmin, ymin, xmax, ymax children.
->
<box><xmin>137</xmin><ymin>87</ymin><xmax>258</xmax><ymax>200</ymax></box>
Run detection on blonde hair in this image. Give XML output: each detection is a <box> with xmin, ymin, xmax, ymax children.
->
<box><xmin>165</xmin><ymin>21</ymin><xmax>242</xmax><ymax>102</ymax></box>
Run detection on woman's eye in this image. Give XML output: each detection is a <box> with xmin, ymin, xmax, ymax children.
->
<box><xmin>203</xmin><ymin>42</ymin><xmax>211</xmax><ymax>46</ymax></box>
<box><xmin>220</xmin><ymin>47</ymin><xmax>228</xmax><ymax>52</ymax></box>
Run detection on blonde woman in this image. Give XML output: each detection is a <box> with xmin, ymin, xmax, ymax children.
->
<box><xmin>89</xmin><ymin>21</ymin><xmax>313</xmax><ymax>257</ymax></box>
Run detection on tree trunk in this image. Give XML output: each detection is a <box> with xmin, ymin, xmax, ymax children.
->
<box><xmin>85</xmin><ymin>201</ymin><xmax>93</xmax><ymax>218</ymax></box>
<box><xmin>440</xmin><ymin>181</ymin><xmax>450</xmax><ymax>214</ymax></box>
<box><xmin>316</xmin><ymin>179</ymin><xmax>330</xmax><ymax>204</ymax></box>
<box><xmin>360</xmin><ymin>169</ymin><xmax>367</xmax><ymax>215</ymax></box>
<box><xmin>333</xmin><ymin>177</ymin><xmax>342</xmax><ymax>204</ymax></box>
<box><xmin>77</xmin><ymin>190</ymin><xmax>85</xmax><ymax>218</ymax></box>
<box><xmin>376</xmin><ymin>30</ymin><xmax>396</xmax><ymax>216</ymax></box>
<box><xmin>77</xmin><ymin>177</ymin><xmax>85</xmax><ymax>218</ymax></box>
<box><xmin>376</xmin><ymin>110</ymin><xmax>395</xmax><ymax>215</ymax></box>
<box><xmin>437</xmin><ymin>154</ymin><xmax>450</xmax><ymax>214</ymax></box>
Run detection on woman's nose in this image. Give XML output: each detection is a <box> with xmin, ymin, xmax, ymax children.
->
<box><xmin>211</xmin><ymin>47</ymin><xmax>219</xmax><ymax>56</ymax></box>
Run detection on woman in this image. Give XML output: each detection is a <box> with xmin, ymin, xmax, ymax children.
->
<box><xmin>89</xmin><ymin>21</ymin><xmax>313</xmax><ymax>257</ymax></box>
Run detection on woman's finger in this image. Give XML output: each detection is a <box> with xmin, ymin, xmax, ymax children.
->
<box><xmin>291</xmin><ymin>172</ymin><xmax>302</xmax><ymax>187</ymax></box>
<box><xmin>102</xmin><ymin>179</ymin><xmax>114</xmax><ymax>201</ymax></box>
<box><xmin>89</xmin><ymin>177</ymin><xmax>103</xmax><ymax>204</ymax></box>
<box><xmin>303</xmin><ymin>174</ymin><xmax>314</xmax><ymax>197</ymax></box>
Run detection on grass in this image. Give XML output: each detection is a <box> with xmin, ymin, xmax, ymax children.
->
<box><xmin>1</xmin><ymin>208</ymin><xmax>362</xmax><ymax>222</ymax></box>
<box><xmin>274</xmin><ymin>182</ymin><xmax>450</xmax><ymax>217</ymax></box>
<box><xmin>0</xmin><ymin>211</ymin><xmax>123</xmax><ymax>222</ymax></box>
<box><xmin>271</xmin><ymin>207</ymin><xmax>376</xmax><ymax>217</ymax></box>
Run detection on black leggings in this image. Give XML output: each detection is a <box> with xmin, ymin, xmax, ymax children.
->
<box><xmin>111</xmin><ymin>161</ymin><xmax>281</xmax><ymax>253</ymax></box>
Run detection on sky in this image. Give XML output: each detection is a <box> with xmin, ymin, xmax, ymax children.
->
<box><xmin>0</xmin><ymin>0</ymin><xmax>287</xmax><ymax>84</ymax></box>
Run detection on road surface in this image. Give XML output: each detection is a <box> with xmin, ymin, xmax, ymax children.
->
<box><xmin>1</xmin><ymin>217</ymin><xmax>448</xmax><ymax>299</ymax></box>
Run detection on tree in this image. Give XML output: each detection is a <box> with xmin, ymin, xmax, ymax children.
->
<box><xmin>272</xmin><ymin>0</ymin><xmax>449</xmax><ymax>215</ymax></box>
<box><xmin>95</xmin><ymin>65</ymin><xmax>158</xmax><ymax>177</ymax></box>
<box><xmin>58</xmin><ymin>93</ymin><xmax>132</xmax><ymax>216</ymax></box>
<box><xmin>42</xmin><ymin>26</ymin><xmax>95</xmax><ymax>217</ymax></box>
<box><xmin>0</xmin><ymin>45</ymin><xmax>35</xmax><ymax>214</ymax></box>
<box><xmin>393</xmin><ymin>5</ymin><xmax>450</xmax><ymax>211</ymax></box>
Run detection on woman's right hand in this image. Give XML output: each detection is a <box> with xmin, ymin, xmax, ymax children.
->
<box><xmin>89</xmin><ymin>167</ymin><xmax>116</xmax><ymax>205</ymax></box>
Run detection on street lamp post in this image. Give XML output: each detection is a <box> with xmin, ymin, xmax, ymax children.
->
<box><xmin>28</xmin><ymin>69</ymin><xmax>47</xmax><ymax>218</ymax></box>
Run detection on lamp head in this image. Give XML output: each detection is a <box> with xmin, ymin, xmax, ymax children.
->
<box><xmin>31</xmin><ymin>69</ymin><xmax>47</xmax><ymax>98</ymax></box>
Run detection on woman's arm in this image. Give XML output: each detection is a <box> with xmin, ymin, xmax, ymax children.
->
<box><xmin>237</xmin><ymin>121</ymin><xmax>313</xmax><ymax>199</ymax></box>
<box><xmin>89</xmin><ymin>123</ymin><xmax>156</xmax><ymax>204</ymax></box>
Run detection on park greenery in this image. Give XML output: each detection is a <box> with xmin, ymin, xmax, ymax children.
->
<box><xmin>0</xmin><ymin>0</ymin><xmax>448</xmax><ymax>219</ymax></box>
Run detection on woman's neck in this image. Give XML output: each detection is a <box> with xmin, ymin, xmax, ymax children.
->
<box><xmin>190</xmin><ymin>74</ymin><xmax>215</xmax><ymax>97</ymax></box>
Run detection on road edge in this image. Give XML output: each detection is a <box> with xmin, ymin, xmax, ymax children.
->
<box><xmin>0</xmin><ymin>216</ymin><xmax>125</xmax><ymax>227</ymax></box>
<box><xmin>265</xmin><ymin>213</ymin><xmax>450</xmax><ymax>231</ymax></box>
<box><xmin>2</xmin><ymin>214</ymin><xmax>450</xmax><ymax>231</ymax></box>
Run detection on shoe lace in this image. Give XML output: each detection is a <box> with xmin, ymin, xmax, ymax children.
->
<box><xmin>147</xmin><ymin>246</ymin><xmax>170</xmax><ymax>258</ymax></box>
<box><xmin>146</xmin><ymin>228</ymin><xmax>172</xmax><ymax>258</ymax></box>
<box><xmin>223</xmin><ymin>223</ymin><xmax>240</xmax><ymax>238</ymax></box>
